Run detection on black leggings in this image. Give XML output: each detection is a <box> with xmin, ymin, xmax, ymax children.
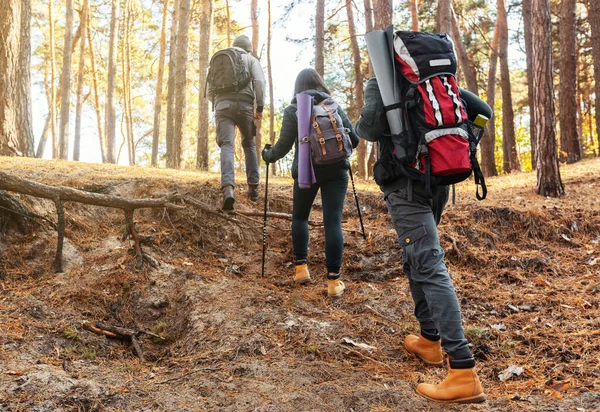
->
<box><xmin>291</xmin><ymin>167</ymin><xmax>348</xmax><ymax>274</ymax></box>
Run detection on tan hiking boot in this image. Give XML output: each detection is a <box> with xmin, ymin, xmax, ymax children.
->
<box><xmin>404</xmin><ymin>334</ymin><xmax>443</xmax><ymax>367</ymax></box>
<box><xmin>294</xmin><ymin>264</ymin><xmax>311</xmax><ymax>284</ymax></box>
<box><xmin>416</xmin><ymin>358</ymin><xmax>486</xmax><ymax>404</ymax></box>
<box><xmin>327</xmin><ymin>278</ymin><xmax>345</xmax><ymax>297</ymax></box>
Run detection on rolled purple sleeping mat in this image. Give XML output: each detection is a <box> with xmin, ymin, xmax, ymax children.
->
<box><xmin>296</xmin><ymin>93</ymin><xmax>316</xmax><ymax>189</ymax></box>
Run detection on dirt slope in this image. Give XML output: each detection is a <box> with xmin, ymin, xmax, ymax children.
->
<box><xmin>0</xmin><ymin>156</ymin><xmax>599</xmax><ymax>411</ymax></box>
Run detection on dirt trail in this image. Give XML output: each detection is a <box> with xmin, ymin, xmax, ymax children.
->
<box><xmin>0</xmin><ymin>157</ymin><xmax>599</xmax><ymax>411</ymax></box>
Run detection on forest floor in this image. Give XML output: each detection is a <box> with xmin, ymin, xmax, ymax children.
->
<box><xmin>0</xmin><ymin>156</ymin><xmax>599</xmax><ymax>411</ymax></box>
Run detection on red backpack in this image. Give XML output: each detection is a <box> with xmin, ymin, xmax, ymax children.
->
<box><xmin>392</xmin><ymin>31</ymin><xmax>486</xmax><ymax>200</ymax></box>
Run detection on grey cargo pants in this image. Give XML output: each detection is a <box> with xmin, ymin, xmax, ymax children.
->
<box><xmin>386</xmin><ymin>182</ymin><xmax>472</xmax><ymax>360</ymax></box>
<box><xmin>215</xmin><ymin>100</ymin><xmax>260</xmax><ymax>189</ymax></box>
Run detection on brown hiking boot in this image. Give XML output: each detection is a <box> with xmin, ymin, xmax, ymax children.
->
<box><xmin>404</xmin><ymin>334</ymin><xmax>443</xmax><ymax>367</ymax></box>
<box><xmin>416</xmin><ymin>358</ymin><xmax>486</xmax><ymax>404</ymax></box>
<box><xmin>294</xmin><ymin>263</ymin><xmax>311</xmax><ymax>284</ymax></box>
<box><xmin>327</xmin><ymin>278</ymin><xmax>345</xmax><ymax>297</ymax></box>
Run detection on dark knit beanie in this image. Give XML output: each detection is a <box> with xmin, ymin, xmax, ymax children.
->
<box><xmin>232</xmin><ymin>35</ymin><xmax>252</xmax><ymax>53</ymax></box>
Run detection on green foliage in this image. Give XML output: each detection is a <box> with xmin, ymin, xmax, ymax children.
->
<box><xmin>63</xmin><ymin>326</ymin><xmax>80</xmax><ymax>341</ymax></box>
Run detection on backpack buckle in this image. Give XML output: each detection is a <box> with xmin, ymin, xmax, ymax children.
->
<box><xmin>319</xmin><ymin>138</ymin><xmax>325</xmax><ymax>145</ymax></box>
<box><xmin>301</xmin><ymin>136</ymin><xmax>309</xmax><ymax>143</ymax></box>
<box><xmin>336</xmin><ymin>134</ymin><xmax>342</xmax><ymax>141</ymax></box>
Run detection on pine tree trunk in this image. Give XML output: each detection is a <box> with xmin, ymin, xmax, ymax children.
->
<box><xmin>171</xmin><ymin>0</ymin><xmax>191</xmax><ymax>169</ymax></box>
<box><xmin>122</xmin><ymin>0</ymin><xmax>135</xmax><ymax>165</ymax></box>
<box><xmin>196</xmin><ymin>0</ymin><xmax>212</xmax><ymax>170</ymax></box>
<box><xmin>73</xmin><ymin>0</ymin><xmax>88</xmax><ymax>161</ymax></box>
<box><xmin>58</xmin><ymin>0</ymin><xmax>74</xmax><ymax>160</ymax></box>
<box><xmin>251</xmin><ymin>0</ymin><xmax>262</xmax><ymax>154</ymax></box>
<box><xmin>592</xmin><ymin>0</ymin><xmax>600</xmax><ymax>156</ymax></box>
<box><xmin>522</xmin><ymin>0</ymin><xmax>537</xmax><ymax>164</ymax></box>
<box><xmin>315</xmin><ymin>0</ymin><xmax>325</xmax><ymax>77</ymax></box>
<box><xmin>532</xmin><ymin>0</ymin><xmax>564</xmax><ymax>197</ymax></box>
<box><xmin>0</xmin><ymin>0</ymin><xmax>35</xmax><ymax>157</ymax></box>
<box><xmin>498</xmin><ymin>0</ymin><xmax>520</xmax><ymax>173</ymax></box>
<box><xmin>374</xmin><ymin>0</ymin><xmax>392</xmax><ymax>30</ymax></box>
<box><xmin>437</xmin><ymin>0</ymin><xmax>452</xmax><ymax>33</ymax></box>
<box><xmin>152</xmin><ymin>0</ymin><xmax>170</xmax><ymax>167</ymax></box>
<box><xmin>410</xmin><ymin>0</ymin><xmax>419</xmax><ymax>31</ymax></box>
<box><xmin>165</xmin><ymin>0</ymin><xmax>181</xmax><ymax>168</ymax></box>
<box><xmin>225</xmin><ymin>0</ymin><xmax>231</xmax><ymax>47</ymax></box>
<box><xmin>345</xmin><ymin>0</ymin><xmax>366</xmax><ymax>178</ymax></box>
<box><xmin>105</xmin><ymin>0</ymin><xmax>120</xmax><ymax>164</ymax></box>
<box><xmin>482</xmin><ymin>24</ymin><xmax>499</xmax><ymax>177</ymax></box>
<box><xmin>49</xmin><ymin>0</ymin><xmax>58</xmax><ymax>158</ymax></box>
<box><xmin>559</xmin><ymin>0</ymin><xmax>580</xmax><ymax>163</ymax></box>
<box><xmin>450</xmin><ymin>7</ymin><xmax>478</xmax><ymax>94</ymax></box>
<box><xmin>267</xmin><ymin>0</ymin><xmax>277</xmax><ymax>176</ymax></box>
<box><xmin>363</xmin><ymin>0</ymin><xmax>374</xmax><ymax>78</ymax></box>
<box><xmin>87</xmin><ymin>19</ymin><xmax>107</xmax><ymax>163</ymax></box>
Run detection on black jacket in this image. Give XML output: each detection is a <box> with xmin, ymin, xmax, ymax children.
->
<box><xmin>263</xmin><ymin>89</ymin><xmax>359</xmax><ymax>179</ymax></box>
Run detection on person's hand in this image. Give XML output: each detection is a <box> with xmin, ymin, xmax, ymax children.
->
<box><xmin>254</xmin><ymin>112</ymin><xmax>263</xmax><ymax>120</ymax></box>
<box><xmin>262</xmin><ymin>144</ymin><xmax>272</xmax><ymax>163</ymax></box>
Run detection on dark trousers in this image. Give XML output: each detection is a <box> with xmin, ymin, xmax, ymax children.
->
<box><xmin>386</xmin><ymin>182</ymin><xmax>472</xmax><ymax>360</ymax></box>
<box><xmin>292</xmin><ymin>167</ymin><xmax>348</xmax><ymax>274</ymax></box>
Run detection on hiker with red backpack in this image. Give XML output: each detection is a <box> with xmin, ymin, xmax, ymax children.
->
<box><xmin>262</xmin><ymin>68</ymin><xmax>359</xmax><ymax>298</ymax></box>
<box><xmin>206</xmin><ymin>35</ymin><xmax>265</xmax><ymax>210</ymax></box>
<box><xmin>357</xmin><ymin>29</ymin><xmax>493</xmax><ymax>404</ymax></box>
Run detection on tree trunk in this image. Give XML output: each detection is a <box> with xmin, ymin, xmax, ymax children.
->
<box><xmin>481</xmin><ymin>23</ymin><xmax>499</xmax><ymax>177</ymax></box>
<box><xmin>450</xmin><ymin>6</ymin><xmax>478</xmax><ymax>94</ymax></box>
<box><xmin>498</xmin><ymin>0</ymin><xmax>520</xmax><ymax>173</ymax></box>
<box><xmin>410</xmin><ymin>0</ymin><xmax>419</xmax><ymax>31</ymax></box>
<box><xmin>122</xmin><ymin>0</ymin><xmax>135</xmax><ymax>165</ymax></box>
<box><xmin>170</xmin><ymin>0</ymin><xmax>191</xmax><ymax>169</ymax></box>
<box><xmin>196</xmin><ymin>0</ymin><xmax>212</xmax><ymax>170</ymax></box>
<box><xmin>363</xmin><ymin>0</ymin><xmax>374</xmax><ymax>78</ymax></box>
<box><xmin>58</xmin><ymin>0</ymin><xmax>74</xmax><ymax>160</ymax></box>
<box><xmin>105</xmin><ymin>0</ymin><xmax>120</xmax><ymax>164</ymax></box>
<box><xmin>251</xmin><ymin>0</ymin><xmax>262</xmax><ymax>154</ymax></box>
<box><xmin>165</xmin><ymin>0</ymin><xmax>181</xmax><ymax>168</ymax></box>
<box><xmin>73</xmin><ymin>0</ymin><xmax>89</xmax><ymax>161</ymax></box>
<box><xmin>0</xmin><ymin>0</ymin><xmax>35</xmax><ymax>156</ymax></box>
<box><xmin>268</xmin><ymin>0</ymin><xmax>277</xmax><ymax>176</ymax></box>
<box><xmin>225</xmin><ymin>0</ymin><xmax>231</xmax><ymax>47</ymax></box>
<box><xmin>315</xmin><ymin>0</ymin><xmax>325</xmax><ymax>77</ymax></box>
<box><xmin>532</xmin><ymin>0</ymin><xmax>564</xmax><ymax>197</ymax></box>
<box><xmin>346</xmin><ymin>0</ymin><xmax>366</xmax><ymax>178</ymax></box>
<box><xmin>49</xmin><ymin>0</ymin><xmax>57</xmax><ymax>158</ymax></box>
<box><xmin>559</xmin><ymin>0</ymin><xmax>581</xmax><ymax>163</ymax></box>
<box><xmin>152</xmin><ymin>0</ymin><xmax>170</xmax><ymax>167</ymax></box>
<box><xmin>522</xmin><ymin>0</ymin><xmax>537</xmax><ymax>164</ymax></box>
<box><xmin>374</xmin><ymin>0</ymin><xmax>393</xmax><ymax>30</ymax></box>
<box><xmin>592</xmin><ymin>0</ymin><xmax>600</xmax><ymax>155</ymax></box>
<box><xmin>87</xmin><ymin>19</ymin><xmax>107</xmax><ymax>162</ymax></box>
<box><xmin>437</xmin><ymin>0</ymin><xmax>452</xmax><ymax>33</ymax></box>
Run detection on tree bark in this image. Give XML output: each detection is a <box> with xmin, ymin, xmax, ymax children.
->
<box><xmin>196</xmin><ymin>0</ymin><xmax>212</xmax><ymax>170</ymax></box>
<box><xmin>437</xmin><ymin>0</ymin><xmax>452</xmax><ymax>33</ymax></box>
<box><xmin>152</xmin><ymin>0</ymin><xmax>170</xmax><ymax>167</ymax></box>
<box><xmin>170</xmin><ymin>0</ymin><xmax>191</xmax><ymax>169</ymax></box>
<box><xmin>87</xmin><ymin>20</ymin><xmax>107</xmax><ymax>163</ymax></box>
<box><xmin>450</xmin><ymin>6</ymin><xmax>478</xmax><ymax>94</ymax></box>
<box><xmin>49</xmin><ymin>0</ymin><xmax>57</xmax><ymax>158</ymax></box>
<box><xmin>559</xmin><ymin>0</ymin><xmax>581</xmax><ymax>163</ymax></box>
<box><xmin>374</xmin><ymin>0</ymin><xmax>392</xmax><ymax>30</ymax></box>
<box><xmin>363</xmin><ymin>0</ymin><xmax>374</xmax><ymax>78</ymax></box>
<box><xmin>592</xmin><ymin>0</ymin><xmax>600</xmax><ymax>155</ymax></box>
<box><xmin>105</xmin><ymin>0</ymin><xmax>120</xmax><ymax>164</ymax></box>
<box><xmin>532</xmin><ymin>0</ymin><xmax>564</xmax><ymax>197</ymax></box>
<box><xmin>481</xmin><ymin>23</ymin><xmax>499</xmax><ymax>177</ymax></box>
<box><xmin>498</xmin><ymin>0</ymin><xmax>520</xmax><ymax>173</ymax></box>
<box><xmin>346</xmin><ymin>0</ymin><xmax>366</xmax><ymax>178</ymax></box>
<box><xmin>315</xmin><ymin>0</ymin><xmax>325</xmax><ymax>77</ymax></box>
<box><xmin>0</xmin><ymin>0</ymin><xmax>35</xmax><ymax>157</ymax></box>
<box><xmin>165</xmin><ymin>0</ymin><xmax>181</xmax><ymax>168</ymax></box>
<box><xmin>58</xmin><ymin>0</ymin><xmax>74</xmax><ymax>160</ymax></box>
<box><xmin>268</xmin><ymin>0</ymin><xmax>277</xmax><ymax>176</ymax></box>
<box><xmin>410</xmin><ymin>0</ymin><xmax>419</xmax><ymax>31</ymax></box>
<box><xmin>225</xmin><ymin>0</ymin><xmax>232</xmax><ymax>47</ymax></box>
<box><xmin>73</xmin><ymin>0</ymin><xmax>89</xmax><ymax>162</ymax></box>
<box><xmin>250</xmin><ymin>0</ymin><xmax>263</xmax><ymax>154</ymax></box>
<box><xmin>122</xmin><ymin>0</ymin><xmax>135</xmax><ymax>165</ymax></box>
<box><xmin>522</xmin><ymin>0</ymin><xmax>537</xmax><ymax>164</ymax></box>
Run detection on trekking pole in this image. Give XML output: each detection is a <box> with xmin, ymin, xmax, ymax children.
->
<box><xmin>349</xmin><ymin>167</ymin><xmax>366</xmax><ymax>240</ymax></box>
<box><xmin>261</xmin><ymin>162</ymin><xmax>270</xmax><ymax>278</ymax></box>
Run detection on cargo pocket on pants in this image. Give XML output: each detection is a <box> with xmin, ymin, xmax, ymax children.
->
<box><xmin>398</xmin><ymin>225</ymin><xmax>428</xmax><ymax>266</ymax></box>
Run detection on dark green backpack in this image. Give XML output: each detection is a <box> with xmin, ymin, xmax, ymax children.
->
<box><xmin>205</xmin><ymin>48</ymin><xmax>252</xmax><ymax>100</ymax></box>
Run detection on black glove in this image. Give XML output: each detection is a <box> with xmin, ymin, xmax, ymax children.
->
<box><xmin>262</xmin><ymin>144</ymin><xmax>272</xmax><ymax>164</ymax></box>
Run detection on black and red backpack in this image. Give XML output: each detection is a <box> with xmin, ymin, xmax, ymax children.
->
<box><xmin>390</xmin><ymin>31</ymin><xmax>487</xmax><ymax>200</ymax></box>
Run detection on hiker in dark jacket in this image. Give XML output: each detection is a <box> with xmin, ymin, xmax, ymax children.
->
<box><xmin>355</xmin><ymin>77</ymin><xmax>492</xmax><ymax>403</ymax></box>
<box><xmin>262</xmin><ymin>68</ymin><xmax>359</xmax><ymax>298</ymax></box>
<box><xmin>210</xmin><ymin>34</ymin><xmax>265</xmax><ymax>210</ymax></box>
